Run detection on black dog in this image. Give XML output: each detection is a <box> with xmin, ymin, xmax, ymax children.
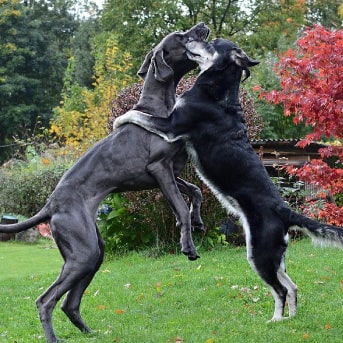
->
<box><xmin>0</xmin><ymin>24</ymin><xmax>209</xmax><ymax>342</ymax></box>
<box><xmin>114</xmin><ymin>38</ymin><xmax>343</xmax><ymax>321</ymax></box>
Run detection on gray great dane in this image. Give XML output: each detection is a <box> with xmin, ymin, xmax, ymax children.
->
<box><xmin>0</xmin><ymin>23</ymin><xmax>209</xmax><ymax>342</ymax></box>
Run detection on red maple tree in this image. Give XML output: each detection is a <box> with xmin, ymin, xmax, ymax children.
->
<box><xmin>260</xmin><ymin>25</ymin><xmax>343</xmax><ymax>226</ymax></box>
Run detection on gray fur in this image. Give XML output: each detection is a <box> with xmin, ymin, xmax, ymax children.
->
<box><xmin>0</xmin><ymin>23</ymin><xmax>209</xmax><ymax>342</ymax></box>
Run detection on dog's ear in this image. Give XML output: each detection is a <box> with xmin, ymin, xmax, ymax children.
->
<box><xmin>231</xmin><ymin>48</ymin><xmax>259</xmax><ymax>81</ymax></box>
<box><xmin>137</xmin><ymin>50</ymin><xmax>154</xmax><ymax>80</ymax></box>
<box><xmin>151</xmin><ymin>50</ymin><xmax>174</xmax><ymax>83</ymax></box>
<box><xmin>231</xmin><ymin>48</ymin><xmax>260</xmax><ymax>68</ymax></box>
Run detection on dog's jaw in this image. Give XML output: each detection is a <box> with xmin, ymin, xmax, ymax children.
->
<box><xmin>186</xmin><ymin>41</ymin><xmax>218</xmax><ymax>73</ymax></box>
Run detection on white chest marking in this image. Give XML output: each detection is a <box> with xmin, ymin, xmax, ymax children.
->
<box><xmin>185</xmin><ymin>142</ymin><xmax>253</xmax><ymax>260</ymax></box>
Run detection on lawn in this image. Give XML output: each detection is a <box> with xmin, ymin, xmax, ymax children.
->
<box><xmin>0</xmin><ymin>239</ymin><xmax>342</xmax><ymax>343</ymax></box>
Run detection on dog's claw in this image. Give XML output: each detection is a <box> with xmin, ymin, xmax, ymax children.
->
<box><xmin>182</xmin><ymin>250</ymin><xmax>200</xmax><ymax>260</ymax></box>
<box><xmin>188</xmin><ymin>254</ymin><xmax>200</xmax><ymax>261</ymax></box>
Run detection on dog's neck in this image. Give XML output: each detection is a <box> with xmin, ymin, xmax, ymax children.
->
<box><xmin>172</xmin><ymin>61</ymin><xmax>197</xmax><ymax>85</ymax></box>
<box><xmin>224</xmin><ymin>70</ymin><xmax>242</xmax><ymax>110</ymax></box>
<box><xmin>195</xmin><ymin>66</ymin><xmax>243</xmax><ymax>109</ymax></box>
<box><xmin>134</xmin><ymin>70</ymin><xmax>176</xmax><ymax>117</ymax></box>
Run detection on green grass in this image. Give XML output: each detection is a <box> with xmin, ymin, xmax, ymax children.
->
<box><xmin>0</xmin><ymin>239</ymin><xmax>342</xmax><ymax>343</ymax></box>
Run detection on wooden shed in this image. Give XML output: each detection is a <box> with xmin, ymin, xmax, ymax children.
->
<box><xmin>251</xmin><ymin>139</ymin><xmax>326</xmax><ymax>169</ymax></box>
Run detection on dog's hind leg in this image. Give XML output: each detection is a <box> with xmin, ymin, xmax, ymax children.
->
<box><xmin>246</xmin><ymin>230</ymin><xmax>290</xmax><ymax>321</ymax></box>
<box><xmin>251</xmin><ymin>258</ymin><xmax>288</xmax><ymax>321</ymax></box>
<box><xmin>36</xmin><ymin>216</ymin><xmax>103</xmax><ymax>342</ymax></box>
<box><xmin>176</xmin><ymin>177</ymin><xmax>204</xmax><ymax>231</ymax></box>
<box><xmin>277</xmin><ymin>252</ymin><xmax>298</xmax><ymax>318</ymax></box>
<box><xmin>61</xmin><ymin>226</ymin><xmax>105</xmax><ymax>333</ymax></box>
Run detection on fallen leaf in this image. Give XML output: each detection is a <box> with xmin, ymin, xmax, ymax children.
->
<box><xmin>239</xmin><ymin>287</ymin><xmax>251</xmax><ymax>293</ymax></box>
<box><xmin>175</xmin><ymin>337</ymin><xmax>183</xmax><ymax>342</ymax></box>
<box><xmin>115</xmin><ymin>309</ymin><xmax>124</xmax><ymax>315</ymax></box>
<box><xmin>324</xmin><ymin>324</ymin><xmax>332</xmax><ymax>330</ymax></box>
<box><xmin>205</xmin><ymin>339</ymin><xmax>215</xmax><ymax>343</ymax></box>
<box><xmin>96</xmin><ymin>305</ymin><xmax>106</xmax><ymax>310</ymax></box>
<box><xmin>102</xmin><ymin>269</ymin><xmax>111</xmax><ymax>273</ymax></box>
<box><xmin>137</xmin><ymin>293</ymin><xmax>144</xmax><ymax>302</ymax></box>
<box><xmin>314</xmin><ymin>281</ymin><xmax>325</xmax><ymax>285</ymax></box>
<box><xmin>303</xmin><ymin>333</ymin><xmax>310</xmax><ymax>339</ymax></box>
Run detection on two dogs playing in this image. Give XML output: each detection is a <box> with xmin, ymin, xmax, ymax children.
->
<box><xmin>1</xmin><ymin>24</ymin><xmax>342</xmax><ymax>341</ymax></box>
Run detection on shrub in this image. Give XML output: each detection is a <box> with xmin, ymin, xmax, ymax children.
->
<box><xmin>0</xmin><ymin>146</ymin><xmax>71</xmax><ymax>217</ymax></box>
<box><xmin>97</xmin><ymin>194</ymin><xmax>155</xmax><ymax>254</ymax></box>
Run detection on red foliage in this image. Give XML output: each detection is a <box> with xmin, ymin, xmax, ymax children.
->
<box><xmin>286</xmin><ymin>159</ymin><xmax>343</xmax><ymax>196</ymax></box>
<box><xmin>261</xmin><ymin>25</ymin><xmax>343</xmax><ymax>225</ymax></box>
<box><xmin>262</xmin><ymin>25</ymin><xmax>343</xmax><ymax>144</ymax></box>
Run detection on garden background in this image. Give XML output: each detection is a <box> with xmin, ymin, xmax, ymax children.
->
<box><xmin>0</xmin><ymin>0</ymin><xmax>342</xmax><ymax>253</ymax></box>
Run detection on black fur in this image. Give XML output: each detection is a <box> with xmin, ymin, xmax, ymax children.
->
<box><xmin>114</xmin><ymin>38</ymin><xmax>343</xmax><ymax>321</ymax></box>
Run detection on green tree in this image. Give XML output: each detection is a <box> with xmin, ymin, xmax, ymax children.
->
<box><xmin>0</xmin><ymin>0</ymin><xmax>79</xmax><ymax>162</ymax></box>
<box><xmin>0</xmin><ymin>0</ymin><xmax>41</xmax><ymax>161</ymax></box>
<box><xmin>50</xmin><ymin>32</ymin><xmax>133</xmax><ymax>155</ymax></box>
<box><xmin>305</xmin><ymin>0</ymin><xmax>342</xmax><ymax>27</ymax></box>
<box><xmin>100</xmin><ymin>0</ymin><xmax>272</xmax><ymax>73</ymax></box>
<box><xmin>71</xmin><ymin>18</ymin><xmax>98</xmax><ymax>88</ymax></box>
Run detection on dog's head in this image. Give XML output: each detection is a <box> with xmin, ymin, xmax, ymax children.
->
<box><xmin>138</xmin><ymin>23</ymin><xmax>210</xmax><ymax>83</ymax></box>
<box><xmin>186</xmin><ymin>38</ymin><xmax>259</xmax><ymax>81</ymax></box>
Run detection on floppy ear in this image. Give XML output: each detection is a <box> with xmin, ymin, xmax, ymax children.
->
<box><xmin>151</xmin><ymin>50</ymin><xmax>174</xmax><ymax>82</ymax></box>
<box><xmin>231</xmin><ymin>48</ymin><xmax>259</xmax><ymax>81</ymax></box>
<box><xmin>231</xmin><ymin>48</ymin><xmax>260</xmax><ymax>68</ymax></box>
<box><xmin>137</xmin><ymin>50</ymin><xmax>154</xmax><ymax>80</ymax></box>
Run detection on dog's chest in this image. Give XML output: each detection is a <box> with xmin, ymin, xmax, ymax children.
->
<box><xmin>185</xmin><ymin>140</ymin><xmax>251</xmax><ymax>245</ymax></box>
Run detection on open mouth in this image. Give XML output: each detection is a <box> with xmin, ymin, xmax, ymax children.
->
<box><xmin>197</xmin><ymin>28</ymin><xmax>210</xmax><ymax>41</ymax></box>
<box><xmin>186</xmin><ymin>50</ymin><xmax>201</xmax><ymax>59</ymax></box>
<box><xmin>190</xmin><ymin>23</ymin><xmax>210</xmax><ymax>42</ymax></box>
<box><xmin>186</xmin><ymin>50</ymin><xmax>201</xmax><ymax>57</ymax></box>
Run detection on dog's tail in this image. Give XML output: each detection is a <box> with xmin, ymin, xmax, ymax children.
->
<box><xmin>0</xmin><ymin>208</ymin><xmax>50</xmax><ymax>234</ymax></box>
<box><xmin>278</xmin><ymin>206</ymin><xmax>343</xmax><ymax>248</ymax></box>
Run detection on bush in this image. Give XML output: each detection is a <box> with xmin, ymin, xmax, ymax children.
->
<box><xmin>97</xmin><ymin>193</ymin><xmax>155</xmax><ymax>254</ymax></box>
<box><xmin>0</xmin><ymin>146</ymin><xmax>71</xmax><ymax>217</ymax></box>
